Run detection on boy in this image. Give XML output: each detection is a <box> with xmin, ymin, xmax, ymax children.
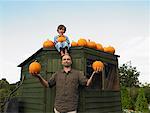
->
<box><xmin>54</xmin><ymin>25</ymin><xmax>70</xmax><ymax>56</ymax></box>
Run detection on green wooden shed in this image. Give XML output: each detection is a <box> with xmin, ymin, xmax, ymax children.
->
<box><xmin>17</xmin><ymin>46</ymin><xmax>122</xmax><ymax>113</ymax></box>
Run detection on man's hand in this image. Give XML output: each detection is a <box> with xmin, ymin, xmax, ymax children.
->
<box><xmin>92</xmin><ymin>70</ymin><xmax>100</xmax><ymax>76</ymax></box>
<box><xmin>30</xmin><ymin>72</ymin><xmax>41</xmax><ymax>78</ymax></box>
<box><xmin>30</xmin><ymin>72</ymin><xmax>49</xmax><ymax>88</ymax></box>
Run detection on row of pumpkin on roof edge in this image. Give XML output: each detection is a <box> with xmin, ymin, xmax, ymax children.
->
<box><xmin>43</xmin><ymin>38</ymin><xmax>115</xmax><ymax>54</ymax></box>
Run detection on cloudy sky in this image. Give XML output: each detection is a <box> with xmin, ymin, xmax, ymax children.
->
<box><xmin>0</xmin><ymin>0</ymin><xmax>149</xmax><ymax>84</ymax></box>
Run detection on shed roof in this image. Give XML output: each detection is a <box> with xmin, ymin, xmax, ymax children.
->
<box><xmin>18</xmin><ymin>47</ymin><xmax>119</xmax><ymax>67</ymax></box>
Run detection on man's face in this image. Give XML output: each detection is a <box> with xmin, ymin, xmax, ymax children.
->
<box><xmin>62</xmin><ymin>55</ymin><xmax>72</xmax><ymax>67</ymax></box>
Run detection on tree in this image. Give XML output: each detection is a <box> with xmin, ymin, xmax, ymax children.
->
<box><xmin>141</xmin><ymin>83</ymin><xmax>150</xmax><ymax>104</ymax></box>
<box><xmin>119</xmin><ymin>62</ymin><xmax>140</xmax><ymax>87</ymax></box>
<box><xmin>0</xmin><ymin>78</ymin><xmax>10</xmax><ymax>89</ymax></box>
<box><xmin>135</xmin><ymin>88</ymin><xmax>148</xmax><ymax>112</ymax></box>
<box><xmin>0</xmin><ymin>78</ymin><xmax>10</xmax><ymax>112</ymax></box>
<box><xmin>121</xmin><ymin>86</ymin><xmax>132</xmax><ymax>109</ymax></box>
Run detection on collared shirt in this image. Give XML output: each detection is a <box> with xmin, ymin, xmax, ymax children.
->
<box><xmin>48</xmin><ymin>69</ymin><xmax>88</xmax><ymax>112</ymax></box>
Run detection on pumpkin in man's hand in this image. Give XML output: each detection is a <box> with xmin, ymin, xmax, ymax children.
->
<box><xmin>92</xmin><ymin>61</ymin><xmax>104</xmax><ymax>72</ymax></box>
<box><xmin>43</xmin><ymin>39</ymin><xmax>54</xmax><ymax>48</ymax></box>
<box><xmin>29</xmin><ymin>60</ymin><xmax>41</xmax><ymax>75</ymax></box>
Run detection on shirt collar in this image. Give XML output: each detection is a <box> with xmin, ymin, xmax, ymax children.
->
<box><xmin>61</xmin><ymin>69</ymin><xmax>72</xmax><ymax>74</ymax></box>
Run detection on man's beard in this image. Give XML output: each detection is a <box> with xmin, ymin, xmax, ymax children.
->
<box><xmin>64</xmin><ymin>65</ymin><xmax>71</xmax><ymax>67</ymax></box>
<box><xmin>63</xmin><ymin>63</ymin><xmax>71</xmax><ymax>67</ymax></box>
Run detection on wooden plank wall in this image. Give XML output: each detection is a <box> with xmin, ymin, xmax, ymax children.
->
<box><xmin>82</xmin><ymin>90</ymin><xmax>122</xmax><ymax>113</ymax></box>
<box><xmin>18</xmin><ymin>78</ymin><xmax>45</xmax><ymax>113</ymax></box>
<box><xmin>17</xmin><ymin>52</ymin><xmax>48</xmax><ymax>113</ymax></box>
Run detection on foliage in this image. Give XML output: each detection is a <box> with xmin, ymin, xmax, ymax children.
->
<box><xmin>121</xmin><ymin>86</ymin><xmax>132</xmax><ymax>109</ymax></box>
<box><xmin>0</xmin><ymin>79</ymin><xmax>10</xmax><ymax>89</ymax></box>
<box><xmin>119</xmin><ymin>62</ymin><xmax>140</xmax><ymax>87</ymax></box>
<box><xmin>135</xmin><ymin>88</ymin><xmax>149</xmax><ymax>112</ymax></box>
<box><xmin>144</xmin><ymin>87</ymin><xmax>150</xmax><ymax>104</ymax></box>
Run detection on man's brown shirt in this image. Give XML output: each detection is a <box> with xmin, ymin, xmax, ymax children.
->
<box><xmin>48</xmin><ymin>69</ymin><xmax>87</xmax><ymax>112</ymax></box>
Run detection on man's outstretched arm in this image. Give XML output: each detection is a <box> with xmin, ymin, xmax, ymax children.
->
<box><xmin>31</xmin><ymin>73</ymin><xmax>49</xmax><ymax>88</ymax></box>
<box><xmin>86</xmin><ymin>71</ymin><xmax>96</xmax><ymax>87</ymax></box>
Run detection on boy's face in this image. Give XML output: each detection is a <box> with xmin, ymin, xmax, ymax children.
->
<box><xmin>58</xmin><ymin>28</ymin><xmax>65</xmax><ymax>35</ymax></box>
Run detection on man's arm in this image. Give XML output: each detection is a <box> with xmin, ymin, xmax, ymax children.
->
<box><xmin>86</xmin><ymin>71</ymin><xmax>95</xmax><ymax>87</ymax></box>
<box><xmin>36</xmin><ymin>74</ymin><xmax>49</xmax><ymax>88</ymax></box>
<box><xmin>79</xmin><ymin>71</ymin><xmax>96</xmax><ymax>87</ymax></box>
<box><xmin>32</xmin><ymin>72</ymin><xmax>56</xmax><ymax>88</ymax></box>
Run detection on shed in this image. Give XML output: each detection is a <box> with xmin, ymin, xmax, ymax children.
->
<box><xmin>17</xmin><ymin>46</ymin><xmax>122</xmax><ymax>113</ymax></box>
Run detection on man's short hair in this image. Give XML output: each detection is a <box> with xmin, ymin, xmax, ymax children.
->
<box><xmin>61</xmin><ymin>54</ymin><xmax>72</xmax><ymax>61</ymax></box>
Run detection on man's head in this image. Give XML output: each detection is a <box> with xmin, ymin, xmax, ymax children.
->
<box><xmin>61</xmin><ymin>54</ymin><xmax>72</xmax><ymax>67</ymax></box>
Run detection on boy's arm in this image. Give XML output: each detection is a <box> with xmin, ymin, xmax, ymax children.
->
<box><xmin>54</xmin><ymin>36</ymin><xmax>58</xmax><ymax>44</ymax></box>
<box><xmin>65</xmin><ymin>36</ymin><xmax>70</xmax><ymax>44</ymax></box>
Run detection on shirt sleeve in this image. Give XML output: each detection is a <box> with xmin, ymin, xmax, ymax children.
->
<box><xmin>48</xmin><ymin>72</ymin><xmax>57</xmax><ymax>87</ymax></box>
<box><xmin>54</xmin><ymin>36</ymin><xmax>58</xmax><ymax>44</ymax></box>
<box><xmin>65</xmin><ymin>36</ymin><xmax>70</xmax><ymax>44</ymax></box>
<box><xmin>78</xmin><ymin>71</ymin><xmax>88</xmax><ymax>86</ymax></box>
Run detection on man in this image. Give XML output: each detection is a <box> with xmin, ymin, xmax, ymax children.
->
<box><xmin>32</xmin><ymin>54</ymin><xmax>96</xmax><ymax>113</ymax></box>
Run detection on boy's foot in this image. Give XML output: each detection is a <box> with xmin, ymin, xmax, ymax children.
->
<box><xmin>61</xmin><ymin>53</ymin><xmax>65</xmax><ymax>57</ymax></box>
<box><xmin>64</xmin><ymin>48</ymin><xmax>69</xmax><ymax>55</ymax></box>
<box><xmin>60</xmin><ymin>51</ymin><xmax>65</xmax><ymax>57</ymax></box>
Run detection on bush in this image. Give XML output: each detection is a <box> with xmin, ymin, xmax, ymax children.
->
<box><xmin>121</xmin><ymin>86</ymin><xmax>132</xmax><ymax>109</ymax></box>
<box><xmin>135</xmin><ymin>88</ymin><xmax>148</xmax><ymax>112</ymax></box>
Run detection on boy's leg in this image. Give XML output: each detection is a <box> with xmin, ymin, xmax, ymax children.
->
<box><xmin>60</xmin><ymin>49</ymin><xmax>65</xmax><ymax>56</ymax></box>
<box><xmin>55</xmin><ymin>42</ymin><xmax>65</xmax><ymax>56</ymax></box>
<box><xmin>62</xmin><ymin>41</ymin><xmax>70</xmax><ymax>54</ymax></box>
<box><xmin>64</xmin><ymin>48</ymin><xmax>69</xmax><ymax>55</ymax></box>
<box><xmin>55</xmin><ymin>42</ymin><xmax>62</xmax><ymax>52</ymax></box>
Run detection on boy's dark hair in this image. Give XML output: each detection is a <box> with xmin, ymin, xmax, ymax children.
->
<box><xmin>57</xmin><ymin>25</ymin><xmax>66</xmax><ymax>33</ymax></box>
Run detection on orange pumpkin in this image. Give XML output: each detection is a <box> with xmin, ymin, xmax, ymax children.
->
<box><xmin>43</xmin><ymin>39</ymin><xmax>54</xmax><ymax>48</ymax></box>
<box><xmin>57</xmin><ymin>36</ymin><xmax>66</xmax><ymax>42</ymax></box>
<box><xmin>29</xmin><ymin>60</ymin><xmax>41</xmax><ymax>74</ymax></box>
<box><xmin>77</xmin><ymin>38</ymin><xmax>87</xmax><ymax>47</ymax></box>
<box><xmin>87</xmin><ymin>40</ymin><xmax>96</xmax><ymax>49</ymax></box>
<box><xmin>104</xmin><ymin>46</ymin><xmax>115</xmax><ymax>54</ymax></box>
<box><xmin>71</xmin><ymin>41</ymin><xmax>78</xmax><ymax>47</ymax></box>
<box><xmin>92</xmin><ymin>61</ymin><xmax>104</xmax><ymax>72</ymax></box>
<box><xmin>96</xmin><ymin>43</ymin><xmax>104</xmax><ymax>51</ymax></box>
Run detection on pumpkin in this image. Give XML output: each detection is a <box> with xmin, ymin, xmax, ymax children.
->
<box><xmin>87</xmin><ymin>40</ymin><xmax>96</xmax><ymax>49</ymax></box>
<box><xmin>96</xmin><ymin>43</ymin><xmax>104</xmax><ymax>51</ymax></box>
<box><xmin>29</xmin><ymin>60</ymin><xmax>41</xmax><ymax>74</ymax></box>
<box><xmin>43</xmin><ymin>39</ymin><xmax>54</xmax><ymax>48</ymax></box>
<box><xmin>104</xmin><ymin>46</ymin><xmax>115</xmax><ymax>54</ymax></box>
<box><xmin>57</xmin><ymin>36</ymin><xmax>66</xmax><ymax>42</ymax></box>
<box><xmin>77</xmin><ymin>38</ymin><xmax>87</xmax><ymax>47</ymax></box>
<box><xmin>71</xmin><ymin>41</ymin><xmax>78</xmax><ymax>47</ymax></box>
<box><xmin>92</xmin><ymin>61</ymin><xmax>104</xmax><ymax>72</ymax></box>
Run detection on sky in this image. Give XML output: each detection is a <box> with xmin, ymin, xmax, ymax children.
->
<box><xmin>0</xmin><ymin>0</ymin><xmax>149</xmax><ymax>84</ymax></box>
